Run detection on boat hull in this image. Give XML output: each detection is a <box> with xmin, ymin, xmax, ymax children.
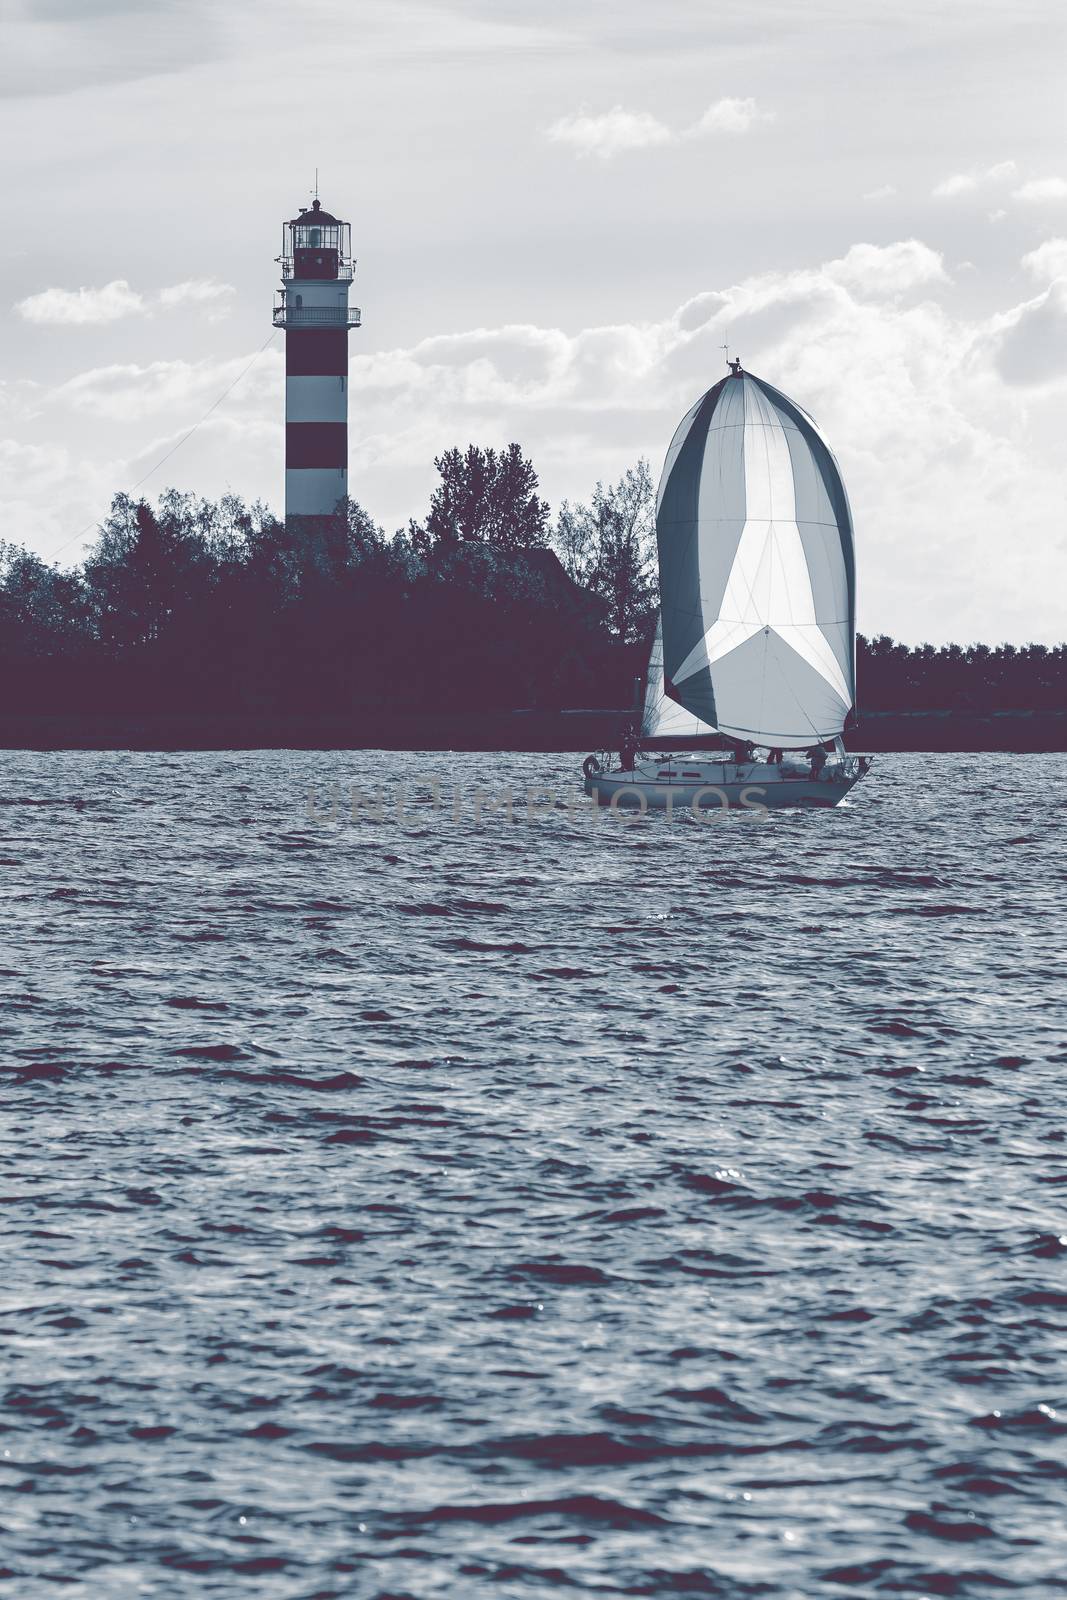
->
<box><xmin>584</xmin><ymin>759</ymin><xmax>869</xmax><ymax>812</ymax></box>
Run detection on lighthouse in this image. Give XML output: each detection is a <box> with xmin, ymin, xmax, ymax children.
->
<box><xmin>273</xmin><ymin>196</ymin><xmax>360</xmax><ymax>522</ymax></box>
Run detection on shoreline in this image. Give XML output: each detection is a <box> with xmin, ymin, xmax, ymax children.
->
<box><xmin>0</xmin><ymin>710</ymin><xmax>1064</xmax><ymax>753</ymax></box>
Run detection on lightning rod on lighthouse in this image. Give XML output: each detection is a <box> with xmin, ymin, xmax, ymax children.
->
<box><xmin>273</xmin><ymin>195</ymin><xmax>360</xmax><ymax>522</ymax></box>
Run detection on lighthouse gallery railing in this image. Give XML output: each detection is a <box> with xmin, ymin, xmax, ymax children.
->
<box><xmin>272</xmin><ymin>305</ymin><xmax>362</xmax><ymax>328</ymax></box>
<box><xmin>279</xmin><ymin>261</ymin><xmax>355</xmax><ymax>282</ymax></box>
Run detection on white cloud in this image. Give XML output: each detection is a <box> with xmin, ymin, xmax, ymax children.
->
<box><xmin>547</xmin><ymin>97</ymin><xmax>772</xmax><ymax>159</ymax></box>
<box><xmin>933</xmin><ymin>160</ymin><xmax>1016</xmax><ymax>198</ymax></box>
<box><xmin>15</xmin><ymin>279</ymin><xmax>146</xmax><ymax>326</ymax></box>
<box><xmin>933</xmin><ymin>173</ymin><xmax>978</xmax><ymax>198</ymax></box>
<box><xmin>0</xmin><ymin>378</ymin><xmax>44</xmax><ymax>425</ymax></box>
<box><xmin>48</xmin><ymin>351</ymin><xmax>282</xmax><ymax>422</ymax></box>
<box><xmin>1022</xmin><ymin>238</ymin><xmax>1067</xmax><ymax>280</ymax></box>
<box><xmin>13</xmin><ymin>276</ymin><xmax>239</xmax><ymax>327</ymax></box>
<box><xmin>935</xmin><ymin>165</ymin><xmax>1067</xmax><ymax>210</ymax></box>
<box><xmin>157</xmin><ymin>278</ymin><xmax>236</xmax><ymax>317</ymax></box>
<box><xmin>0</xmin><ymin>394</ymin><xmax>280</xmax><ymax>564</ymax></box>
<box><xmin>824</xmin><ymin>240</ymin><xmax>950</xmax><ymax>296</ymax></box>
<box><xmin>1013</xmin><ymin>176</ymin><xmax>1067</xmax><ymax>203</ymax></box>
<box><xmin>0</xmin><ymin>436</ymin><xmax>128</xmax><ymax>561</ymax></box>
<box><xmin>993</xmin><ymin>280</ymin><xmax>1067</xmax><ymax>387</ymax></box>
<box><xmin>693</xmin><ymin>97</ymin><xmax>773</xmax><ymax>135</ymax></box>
<box><xmin>862</xmin><ymin>184</ymin><xmax>896</xmax><ymax>202</ymax></box>
<box><xmin>546</xmin><ymin>106</ymin><xmax>672</xmax><ymax>159</ymax></box>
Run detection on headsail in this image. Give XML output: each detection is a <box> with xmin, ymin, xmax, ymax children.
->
<box><xmin>656</xmin><ymin>370</ymin><xmax>856</xmax><ymax>748</ymax></box>
<box><xmin>641</xmin><ymin>614</ymin><xmax>719</xmax><ymax>743</ymax></box>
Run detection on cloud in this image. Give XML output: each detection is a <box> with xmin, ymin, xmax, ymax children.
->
<box><xmin>157</xmin><ymin>278</ymin><xmax>236</xmax><ymax>320</ymax></box>
<box><xmin>1022</xmin><ymin>238</ymin><xmax>1067</xmax><ymax>280</ymax></box>
<box><xmin>15</xmin><ymin>280</ymin><xmax>146</xmax><ymax>326</ymax></box>
<box><xmin>933</xmin><ymin>173</ymin><xmax>978</xmax><ymax>198</ymax></box>
<box><xmin>0</xmin><ymin>379</ymin><xmax>45</xmax><ymax>425</ymax></box>
<box><xmin>862</xmin><ymin>185</ymin><xmax>896</xmax><ymax>202</ymax></box>
<box><xmin>693</xmin><ymin>97</ymin><xmax>772</xmax><ymax>135</ymax></box>
<box><xmin>993</xmin><ymin>280</ymin><xmax>1067</xmax><ymax>387</ymax></box>
<box><xmin>0</xmin><ymin>436</ymin><xmax>128</xmax><ymax>561</ymax></box>
<box><xmin>0</xmin><ymin>356</ymin><xmax>281</xmax><ymax>560</ymax></box>
<box><xmin>546</xmin><ymin>97</ymin><xmax>773</xmax><ymax>159</ymax></box>
<box><xmin>546</xmin><ymin>106</ymin><xmax>672</xmax><ymax>159</ymax></box>
<box><xmin>1013</xmin><ymin>177</ymin><xmax>1067</xmax><ymax>204</ymax></box>
<box><xmin>935</xmin><ymin>166</ymin><xmax>1067</xmax><ymax>209</ymax></box>
<box><xmin>48</xmin><ymin>350</ymin><xmax>282</xmax><ymax>422</ymax></box>
<box><xmin>15</xmin><ymin>277</ymin><xmax>238</xmax><ymax>326</ymax></box>
<box><xmin>932</xmin><ymin>160</ymin><xmax>1016</xmax><ymax>198</ymax></box>
<box><xmin>824</xmin><ymin>240</ymin><xmax>950</xmax><ymax>297</ymax></box>
<box><xmin>6</xmin><ymin>236</ymin><xmax>1066</xmax><ymax>643</ymax></box>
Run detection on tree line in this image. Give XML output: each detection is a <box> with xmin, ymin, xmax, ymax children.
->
<box><xmin>857</xmin><ymin>634</ymin><xmax>1065</xmax><ymax>715</ymax></box>
<box><xmin>0</xmin><ymin>445</ymin><xmax>653</xmax><ymax>716</ymax></box>
<box><xmin>0</xmin><ymin>442</ymin><xmax>1062</xmax><ymax>719</ymax></box>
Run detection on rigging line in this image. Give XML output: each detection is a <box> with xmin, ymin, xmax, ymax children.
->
<box><xmin>757</xmin><ymin>612</ymin><xmax>770</xmax><ymax>749</ymax></box>
<box><xmin>45</xmin><ymin>329</ymin><xmax>280</xmax><ymax>564</ymax></box>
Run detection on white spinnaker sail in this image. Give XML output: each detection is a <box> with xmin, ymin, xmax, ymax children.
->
<box><xmin>655</xmin><ymin>372</ymin><xmax>856</xmax><ymax>748</ymax></box>
<box><xmin>641</xmin><ymin>615</ymin><xmax>719</xmax><ymax>742</ymax></box>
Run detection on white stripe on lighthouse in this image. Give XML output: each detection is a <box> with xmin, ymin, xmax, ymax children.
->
<box><xmin>285</xmin><ymin>376</ymin><xmax>347</xmax><ymax>424</ymax></box>
<box><xmin>285</xmin><ymin>467</ymin><xmax>347</xmax><ymax>518</ymax></box>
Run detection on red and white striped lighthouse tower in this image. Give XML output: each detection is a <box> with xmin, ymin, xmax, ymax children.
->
<box><xmin>273</xmin><ymin>196</ymin><xmax>361</xmax><ymax>521</ymax></box>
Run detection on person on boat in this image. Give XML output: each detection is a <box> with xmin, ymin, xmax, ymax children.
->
<box><xmin>619</xmin><ymin>727</ymin><xmax>639</xmax><ymax>771</ymax></box>
<box><xmin>767</xmin><ymin>747</ymin><xmax>783</xmax><ymax>766</ymax></box>
<box><xmin>809</xmin><ymin>744</ymin><xmax>827</xmax><ymax>779</ymax></box>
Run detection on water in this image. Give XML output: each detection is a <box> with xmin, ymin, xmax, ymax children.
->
<box><xmin>1</xmin><ymin>750</ymin><xmax>1065</xmax><ymax>1599</ymax></box>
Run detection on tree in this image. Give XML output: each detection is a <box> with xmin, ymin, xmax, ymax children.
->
<box><xmin>413</xmin><ymin>443</ymin><xmax>550</xmax><ymax>554</ymax></box>
<box><xmin>0</xmin><ymin>544</ymin><xmax>87</xmax><ymax>657</ymax></box>
<box><xmin>553</xmin><ymin>459</ymin><xmax>657</xmax><ymax>642</ymax></box>
<box><xmin>271</xmin><ymin>497</ymin><xmax>390</xmax><ymax>593</ymax></box>
<box><xmin>81</xmin><ymin>493</ymin><xmax>215</xmax><ymax>650</ymax></box>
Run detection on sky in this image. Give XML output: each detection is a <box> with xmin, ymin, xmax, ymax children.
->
<box><xmin>1</xmin><ymin>0</ymin><xmax>1065</xmax><ymax>644</ymax></box>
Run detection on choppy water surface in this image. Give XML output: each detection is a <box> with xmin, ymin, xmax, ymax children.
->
<box><xmin>1</xmin><ymin>751</ymin><xmax>1066</xmax><ymax>1599</ymax></box>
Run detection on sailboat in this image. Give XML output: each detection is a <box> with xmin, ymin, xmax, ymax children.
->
<box><xmin>583</xmin><ymin>361</ymin><xmax>872</xmax><ymax>810</ymax></box>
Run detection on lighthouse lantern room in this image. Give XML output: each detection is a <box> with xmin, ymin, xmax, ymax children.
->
<box><xmin>273</xmin><ymin>196</ymin><xmax>361</xmax><ymax>521</ymax></box>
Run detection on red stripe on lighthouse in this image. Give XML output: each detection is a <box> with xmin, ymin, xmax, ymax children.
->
<box><xmin>286</xmin><ymin>422</ymin><xmax>348</xmax><ymax>469</ymax></box>
<box><xmin>285</xmin><ymin>330</ymin><xmax>348</xmax><ymax>377</ymax></box>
